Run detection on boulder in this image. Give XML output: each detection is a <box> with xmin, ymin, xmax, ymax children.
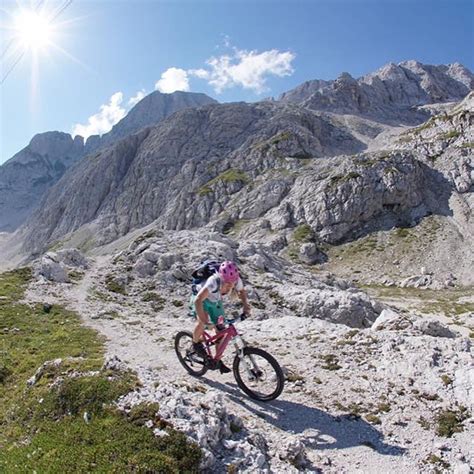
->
<box><xmin>56</xmin><ymin>248</ymin><xmax>89</xmax><ymax>268</ymax></box>
<box><xmin>400</xmin><ymin>274</ymin><xmax>433</xmax><ymax>288</ymax></box>
<box><xmin>372</xmin><ymin>308</ymin><xmax>414</xmax><ymax>331</ymax></box>
<box><xmin>414</xmin><ymin>319</ymin><xmax>457</xmax><ymax>338</ymax></box>
<box><xmin>299</xmin><ymin>242</ymin><xmax>326</xmax><ymax>265</ymax></box>
<box><xmin>35</xmin><ymin>254</ymin><xmax>70</xmax><ymax>283</ymax></box>
<box><xmin>133</xmin><ymin>257</ymin><xmax>156</xmax><ymax>277</ymax></box>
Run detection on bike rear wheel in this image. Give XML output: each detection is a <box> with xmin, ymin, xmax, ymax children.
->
<box><xmin>174</xmin><ymin>331</ymin><xmax>208</xmax><ymax>377</ymax></box>
<box><xmin>233</xmin><ymin>347</ymin><xmax>284</xmax><ymax>401</ymax></box>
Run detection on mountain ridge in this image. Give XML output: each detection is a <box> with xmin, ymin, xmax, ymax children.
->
<box><xmin>0</xmin><ymin>91</ymin><xmax>217</xmax><ymax>231</ymax></box>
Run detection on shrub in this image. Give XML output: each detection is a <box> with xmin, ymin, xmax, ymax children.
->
<box><xmin>436</xmin><ymin>407</ymin><xmax>469</xmax><ymax>437</ymax></box>
<box><xmin>105</xmin><ymin>274</ymin><xmax>127</xmax><ymax>295</ymax></box>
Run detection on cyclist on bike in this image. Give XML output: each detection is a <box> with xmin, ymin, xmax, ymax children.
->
<box><xmin>192</xmin><ymin>261</ymin><xmax>251</xmax><ymax>373</ymax></box>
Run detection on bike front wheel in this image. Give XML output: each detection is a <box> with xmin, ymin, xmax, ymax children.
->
<box><xmin>174</xmin><ymin>331</ymin><xmax>208</xmax><ymax>377</ymax></box>
<box><xmin>233</xmin><ymin>347</ymin><xmax>284</xmax><ymax>401</ymax></box>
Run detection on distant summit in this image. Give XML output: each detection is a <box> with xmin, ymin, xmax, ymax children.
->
<box><xmin>84</xmin><ymin>91</ymin><xmax>217</xmax><ymax>152</ymax></box>
<box><xmin>0</xmin><ymin>132</ymin><xmax>84</xmax><ymax>232</ymax></box>
<box><xmin>0</xmin><ymin>91</ymin><xmax>217</xmax><ymax>232</ymax></box>
<box><xmin>279</xmin><ymin>61</ymin><xmax>473</xmax><ymax>123</ymax></box>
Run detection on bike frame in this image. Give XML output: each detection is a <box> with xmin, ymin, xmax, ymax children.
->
<box><xmin>202</xmin><ymin>324</ymin><xmax>239</xmax><ymax>361</ymax></box>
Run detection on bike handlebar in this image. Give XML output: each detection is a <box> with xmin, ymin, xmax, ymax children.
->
<box><xmin>225</xmin><ymin>312</ymin><xmax>247</xmax><ymax>325</ymax></box>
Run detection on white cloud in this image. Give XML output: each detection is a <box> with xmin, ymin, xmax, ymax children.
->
<box><xmin>165</xmin><ymin>46</ymin><xmax>295</xmax><ymax>95</ymax></box>
<box><xmin>73</xmin><ymin>92</ymin><xmax>126</xmax><ymax>139</ymax></box>
<box><xmin>188</xmin><ymin>68</ymin><xmax>209</xmax><ymax>79</ymax></box>
<box><xmin>155</xmin><ymin>67</ymin><xmax>190</xmax><ymax>93</ymax></box>
<box><xmin>204</xmin><ymin>49</ymin><xmax>295</xmax><ymax>93</ymax></box>
<box><xmin>128</xmin><ymin>89</ymin><xmax>146</xmax><ymax>107</ymax></box>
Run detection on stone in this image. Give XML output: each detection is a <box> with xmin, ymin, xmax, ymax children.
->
<box><xmin>35</xmin><ymin>254</ymin><xmax>70</xmax><ymax>283</ymax></box>
<box><xmin>414</xmin><ymin>319</ymin><xmax>457</xmax><ymax>338</ymax></box>
<box><xmin>372</xmin><ymin>308</ymin><xmax>413</xmax><ymax>331</ymax></box>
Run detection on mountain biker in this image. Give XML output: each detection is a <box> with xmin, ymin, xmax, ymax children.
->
<box><xmin>191</xmin><ymin>261</ymin><xmax>251</xmax><ymax>373</ymax></box>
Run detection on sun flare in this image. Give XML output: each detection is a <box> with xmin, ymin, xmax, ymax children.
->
<box><xmin>14</xmin><ymin>10</ymin><xmax>53</xmax><ymax>50</ymax></box>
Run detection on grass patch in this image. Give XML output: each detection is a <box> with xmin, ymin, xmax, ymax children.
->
<box><xmin>68</xmin><ymin>269</ymin><xmax>84</xmax><ymax>282</ymax></box>
<box><xmin>330</xmin><ymin>171</ymin><xmax>361</xmax><ymax>187</ymax></box>
<box><xmin>365</xmin><ymin>414</ymin><xmax>381</xmax><ymax>425</ymax></box>
<box><xmin>435</xmin><ymin>407</ymin><xmax>470</xmax><ymax>437</ymax></box>
<box><xmin>425</xmin><ymin>454</ymin><xmax>450</xmax><ymax>469</ymax></box>
<box><xmin>105</xmin><ymin>274</ymin><xmax>127</xmax><ymax>295</ymax></box>
<box><xmin>286</xmin><ymin>370</ymin><xmax>305</xmax><ymax>383</ymax></box>
<box><xmin>320</xmin><ymin>354</ymin><xmax>342</xmax><ymax>371</ymax></box>
<box><xmin>142</xmin><ymin>292</ymin><xmax>166</xmax><ymax>311</ymax></box>
<box><xmin>439</xmin><ymin>130</ymin><xmax>460</xmax><ymax>140</ymax></box>
<box><xmin>0</xmin><ymin>268</ymin><xmax>201</xmax><ymax>471</ymax></box>
<box><xmin>292</xmin><ymin>224</ymin><xmax>314</xmax><ymax>243</ymax></box>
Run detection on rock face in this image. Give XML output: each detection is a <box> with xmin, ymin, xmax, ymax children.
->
<box><xmin>2</xmin><ymin>61</ymin><xmax>473</xmax><ymax>288</ymax></box>
<box><xmin>0</xmin><ymin>132</ymin><xmax>84</xmax><ymax>232</ymax></box>
<box><xmin>92</xmin><ymin>91</ymin><xmax>217</xmax><ymax>151</ymax></box>
<box><xmin>0</xmin><ymin>92</ymin><xmax>216</xmax><ymax>232</ymax></box>
<box><xmin>20</xmin><ymin>101</ymin><xmax>366</xmax><ymax>253</ymax></box>
<box><xmin>279</xmin><ymin>61</ymin><xmax>474</xmax><ymax>123</ymax></box>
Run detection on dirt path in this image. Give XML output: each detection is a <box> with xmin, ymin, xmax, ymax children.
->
<box><xmin>23</xmin><ymin>256</ymin><xmax>472</xmax><ymax>473</ymax></box>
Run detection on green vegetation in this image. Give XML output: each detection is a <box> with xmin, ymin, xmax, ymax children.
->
<box><xmin>418</xmin><ymin>417</ymin><xmax>431</xmax><ymax>430</ymax></box>
<box><xmin>292</xmin><ymin>224</ymin><xmax>314</xmax><ymax>243</ymax></box>
<box><xmin>425</xmin><ymin>454</ymin><xmax>450</xmax><ymax>469</ymax></box>
<box><xmin>287</xmin><ymin>223</ymin><xmax>316</xmax><ymax>263</ymax></box>
<box><xmin>439</xmin><ymin>130</ymin><xmax>460</xmax><ymax>140</ymax></box>
<box><xmin>198</xmin><ymin>168</ymin><xmax>250</xmax><ymax>196</ymax></box>
<box><xmin>364</xmin><ymin>414</ymin><xmax>381</xmax><ymax>425</ymax></box>
<box><xmin>320</xmin><ymin>354</ymin><xmax>342</xmax><ymax>371</ymax></box>
<box><xmin>132</xmin><ymin>229</ymin><xmax>160</xmax><ymax>247</ymax></box>
<box><xmin>197</xmin><ymin>185</ymin><xmax>213</xmax><ymax>196</ymax></box>
<box><xmin>286</xmin><ymin>370</ymin><xmax>305</xmax><ymax>383</ymax></box>
<box><xmin>394</xmin><ymin>227</ymin><xmax>410</xmax><ymax>238</ymax></box>
<box><xmin>459</xmin><ymin>141</ymin><xmax>474</xmax><ymax>148</ymax></box>
<box><xmin>329</xmin><ymin>171</ymin><xmax>361</xmax><ymax>186</ymax></box>
<box><xmin>105</xmin><ymin>274</ymin><xmax>127</xmax><ymax>295</ymax></box>
<box><xmin>47</xmin><ymin>240</ymin><xmax>64</xmax><ymax>252</ymax></box>
<box><xmin>440</xmin><ymin>375</ymin><xmax>453</xmax><ymax>387</ymax></box>
<box><xmin>253</xmin><ymin>131</ymin><xmax>293</xmax><ymax>153</ymax></box>
<box><xmin>223</xmin><ymin>219</ymin><xmax>252</xmax><ymax>236</ymax></box>
<box><xmin>376</xmin><ymin>403</ymin><xmax>391</xmax><ymax>413</ymax></box>
<box><xmin>142</xmin><ymin>292</ymin><xmax>166</xmax><ymax>311</ymax></box>
<box><xmin>0</xmin><ymin>268</ymin><xmax>201</xmax><ymax>472</ymax></box>
<box><xmin>78</xmin><ymin>236</ymin><xmax>97</xmax><ymax>253</ymax></box>
<box><xmin>411</xmin><ymin>118</ymin><xmax>435</xmax><ymax>134</ymax></box>
<box><xmin>435</xmin><ymin>407</ymin><xmax>470</xmax><ymax>437</ymax></box>
<box><xmin>68</xmin><ymin>269</ymin><xmax>84</xmax><ymax>282</ymax></box>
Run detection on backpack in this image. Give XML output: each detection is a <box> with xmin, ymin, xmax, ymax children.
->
<box><xmin>191</xmin><ymin>259</ymin><xmax>221</xmax><ymax>295</ymax></box>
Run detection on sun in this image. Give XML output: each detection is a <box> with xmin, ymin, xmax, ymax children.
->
<box><xmin>14</xmin><ymin>9</ymin><xmax>53</xmax><ymax>51</ymax></box>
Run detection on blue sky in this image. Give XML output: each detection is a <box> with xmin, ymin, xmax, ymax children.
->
<box><xmin>1</xmin><ymin>0</ymin><xmax>473</xmax><ymax>164</ymax></box>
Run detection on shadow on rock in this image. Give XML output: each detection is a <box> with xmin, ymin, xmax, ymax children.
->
<box><xmin>202</xmin><ymin>377</ymin><xmax>406</xmax><ymax>457</ymax></box>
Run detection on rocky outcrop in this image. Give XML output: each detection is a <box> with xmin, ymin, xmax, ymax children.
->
<box><xmin>33</xmin><ymin>248</ymin><xmax>88</xmax><ymax>283</ymax></box>
<box><xmin>20</xmin><ymin>101</ymin><xmax>366</xmax><ymax>253</ymax></box>
<box><xmin>279</xmin><ymin>61</ymin><xmax>473</xmax><ymax>124</ymax></box>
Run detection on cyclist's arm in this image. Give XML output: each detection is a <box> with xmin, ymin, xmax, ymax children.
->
<box><xmin>195</xmin><ymin>287</ymin><xmax>210</xmax><ymax>324</ymax></box>
<box><xmin>238</xmin><ymin>288</ymin><xmax>251</xmax><ymax>315</ymax></box>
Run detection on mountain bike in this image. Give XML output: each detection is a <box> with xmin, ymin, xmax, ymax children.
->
<box><xmin>174</xmin><ymin>314</ymin><xmax>284</xmax><ymax>401</ymax></box>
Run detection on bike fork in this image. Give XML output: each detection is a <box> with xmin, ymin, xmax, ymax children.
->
<box><xmin>234</xmin><ymin>336</ymin><xmax>259</xmax><ymax>380</ymax></box>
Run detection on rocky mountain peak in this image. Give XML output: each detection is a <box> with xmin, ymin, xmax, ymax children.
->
<box><xmin>280</xmin><ymin>60</ymin><xmax>474</xmax><ymax>122</ymax></box>
<box><xmin>89</xmin><ymin>90</ymin><xmax>218</xmax><ymax>151</ymax></box>
<box><xmin>25</xmin><ymin>131</ymin><xmax>82</xmax><ymax>162</ymax></box>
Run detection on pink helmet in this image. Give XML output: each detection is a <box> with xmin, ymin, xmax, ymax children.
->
<box><xmin>219</xmin><ymin>260</ymin><xmax>239</xmax><ymax>284</ymax></box>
